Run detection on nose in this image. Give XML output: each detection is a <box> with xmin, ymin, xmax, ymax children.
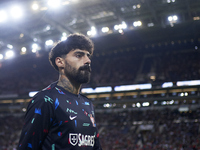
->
<box><xmin>84</xmin><ymin>55</ymin><xmax>91</xmax><ymax>65</ymax></box>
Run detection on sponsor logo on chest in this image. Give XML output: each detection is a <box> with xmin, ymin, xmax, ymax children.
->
<box><xmin>69</xmin><ymin>133</ymin><xmax>95</xmax><ymax>147</ymax></box>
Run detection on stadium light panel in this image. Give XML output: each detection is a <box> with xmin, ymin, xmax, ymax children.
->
<box><xmin>121</xmin><ymin>21</ymin><xmax>127</xmax><ymax>29</ymax></box>
<box><xmin>162</xmin><ymin>82</ymin><xmax>173</xmax><ymax>88</ymax></box>
<box><xmin>168</xmin><ymin>15</ymin><xmax>178</xmax><ymax>22</ymax></box>
<box><xmin>32</xmin><ymin>43</ymin><xmax>38</xmax><ymax>49</ymax></box>
<box><xmin>47</xmin><ymin>0</ymin><xmax>61</xmax><ymax>8</ymax></box>
<box><xmin>81</xmin><ymin>86</ymin><xmax>112</xmax><ymax>93</ymax></box>
<box><xmin>177</xmin><ymin>80</ymin><xmax>200</xmax><ymax>86</ymax></box>
<box><xmin>132</xmin><ymin>103</ymin><xmax>136</xmax><ymax>107</ymax></box>
<box><xmin>7</xmin><ymin>44</ymin><xmax>13</xmax><ymax>49</ymax></box>
<box><xmin>45</xmin><ymin>25</ymin><xmax>51</xmax><ymax>31</ymax></box>
<box><xmin>133</xmin><ymin>5</ymin><xmax>137</xmax><ymax>9</ymax></box>
<box><xmin>118</xmin><ymin>29</ymin><xmax>123</xmax><ymax>33</ymax></box>
<box><xmin>169</xmin><ymin>100</ymin><xmax>174</xmax><ymax>105</ymax></box>
<box><xmin>32</xmin><ymin>49</ymin><xmax>37</xmax><ymax>53</ymax></box>
<box><xmin>133</xmin><ymin>21</ymin><xmax>142</xmax><ymax>27</ymax></box>
<box><xmin>142</xmin><ymin>102</ymin><xmax>150</xmax><ymax>107</ymax></box>
<box><xmin>114</xmin><ymin>83</ymin><xmax>152</xmax><ymax>91</ymax></box>
<box><xmin>32</xmin><ymin>3</ymin><xmax>39</xmax><ymax>10</ymax></box>
<box><xmin>114</xmin><ymin>21</ymin><xmax>127</xmax><ymax>31</ymax></box>
<box><xmin>101</xmin><ymin>27</ymin><xmax>109</xmax><ymax>33</ymax></box>
<box><xmin>0</xmin><ymin>10</ymin><xmax>7</xmax><ymax>22</ymax></box>
<box><xmin>114</xmin><ymin>25</ymin><xmax>119</xmax><ymax>30</ymax></box>
<box><xmin>87</xmin><ymin>26</ymin><xmax>97</xmax><ymax>36</ymax></box>
<box><xmin>173</xmin><ymin>15</ymin><xmax>178</xmax><ymax>21</ymax></box>
<box><xmin>29</xmin><ymin>91</ymin><xmax>38</xmax><ymax>97</ymax></box>
<box><xmin>61</xmin><ymin>32</ymin><xmax>67</xmax><ymax>41</ymax></box>
<box><xmin>161</xmin><ymin>101</ymin><xmax>167</xmax><ymax>105</ymax></box>
<box><xmin>137</xmin><ymin>4</ymin><xmax>141</xmax><ymax>8</ymax></box>
<box><xmin>10</xmin><ymin>6</ymin><xmax>23</xmax><ymax>19</ymax></box>
<box><xmin>0</xmin><ymin>54</ymin><xmax>3</xmax><ymax>60</ymax></box>
<box><xmin>136</xmin><ymin>103</ymin><xmax>141</xmax><ymax>108</ymax></box>
<box><xmin>45</xmin><ymin>39</ymin><xmax>54</xmax><ymax>46</ymax></box>
<box><xmin>147</xmin><ymin>23</ymin><xmax>154</xmax><ymax>27</ymax></box>
<box><xmin>22</xmin><ymin>108</ymin><xmax>27</xmax><ymax>112</ymax></box>
<box><xmin>168</xmin><ymin>16</ymin><xmax>172</xmax><ymax>21</ymax></box>
<box><xmin>61</xmin><ymin>36</ymin><xmax>67</xmax><ymax>41</ymax></box>
<box><xmin>21</xmin><ymin>47</ymin><xmax>27</xmax><ymax>54</ymax></box>
<box><xmin>5</xmin><ymin>50</ymin><xmax>14</xmax><ymax>58</ymax></box>
<box><xmin>33</xmin><ymin>38</ymin><xmax>38</xmax><ymax>42</ymax></box>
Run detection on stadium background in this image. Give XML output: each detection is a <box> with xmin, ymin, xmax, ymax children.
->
<box><xmin>0</xmin><ymin>0</ymin><xmax>200</xmax><ymax>149</ymax></box>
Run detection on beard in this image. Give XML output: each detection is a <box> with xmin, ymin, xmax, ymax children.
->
<box><xmin>64</xmin><ymin>60</ymin><xmax>91</xmax><ymax>84</ymax></box>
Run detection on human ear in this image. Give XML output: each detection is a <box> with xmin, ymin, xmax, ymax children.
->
<box><xmin>55</xmin><ymin>57</ymin><xmax>65</xmax><ymax>69</ymax></box>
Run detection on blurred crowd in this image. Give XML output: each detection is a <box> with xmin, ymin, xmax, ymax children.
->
<box><xmin>97</xmin><ymin>108</ymin><xmax>200</xmax><ymax>150</ymax></box>
<box><xmin>0</xmin><ymin>108</ymin><xmax>200</xmax><ymax>150</ymax></box>
<box><xmin>0</xmin><ymin>48</ymin><xmax>200</xmax><ymax>96</ymax></box>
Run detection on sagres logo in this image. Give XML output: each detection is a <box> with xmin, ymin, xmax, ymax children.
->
<box><xmin>69</xmin><ymin>133</ymin><xmax>78</xmax><ymax>146</ymax></box>
<box><xmin>69</xmin><ymin>133</ymin><xmax>95</xmax><ymax>147</ymax></box>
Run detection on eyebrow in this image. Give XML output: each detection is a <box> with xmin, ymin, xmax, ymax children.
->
<box><xmin>74</xmin><ymin>51</ymin><xmax>91</xmax><ymax>57</ymax></box>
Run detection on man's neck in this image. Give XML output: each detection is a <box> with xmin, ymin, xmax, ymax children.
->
<box><xmin>57</xmin><ymin>75</ymin><xmax>81</xmax><ymax>95</ymax></box>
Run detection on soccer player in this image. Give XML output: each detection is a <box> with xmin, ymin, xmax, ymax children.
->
<box><xmin>17</xmin><ymin>33</ymin><xmax>102</xmax><ymax>150</ymax></box>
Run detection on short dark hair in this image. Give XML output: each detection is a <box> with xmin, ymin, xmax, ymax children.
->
<box><xmin>49</xmin><ymin>33</ymin><xmax>94</xmax><ymax>71</ymax></box>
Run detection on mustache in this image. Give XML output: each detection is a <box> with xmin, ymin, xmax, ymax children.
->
<box><xmin>79</xmin><ymin>64</ymin><xmax>91</xmax><ymax>72</ymax></box>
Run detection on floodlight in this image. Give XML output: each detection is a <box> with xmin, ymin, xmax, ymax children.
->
<box><xmin>45</xmin><ymin>25</ymin><xmax>51</xmax><ymax>31</ymax></box>
<box><xmin>45</xmin><ymin>39</ymin><xmax>53</xmax><ymax>46</ymax></box>
<box><xmin>137</xmin><ymin>4</ymin><xmax>141</xmax><ymax>8</ymax></box>
<box><xmin>10</xmin><ymin>6</ymin><xmax>23</xmax><ymax>19</ymax></box>
<box><xmin>87</xmin><ymin>26</ymin><xmax>97</xmax><ymax>36</ymax></box>
<box><xmin>123</xmin><ymin>104</ymin><xmax>126</xmax><ymax>108</ymax></box>
<box><xmin>48</xmin><ymin>0</ymin><xmax>61</xmax><ymax>8</ymax></box>
<box><xmin>0</xmin><ymin>54</ymin><xmax>3</xmax><ymax>60</ymax></box>
<box><xmin>7</xmin><ymin>44</ymin><xmax>13</xmax><ymax>49</ymax></box>
<box><xmin>32</xmin><ymin>3</ymin><xmax>39</xmax><ymax>10</ymax></box>
<box><xmin>0</xmin><ymin>10</ymin><xmax>7</xmax><ymax>22</ymax></box>
<box><xmin>101</xmin><ymin>27</ymin><xmax>109</xmax><ymax>33</ymax></box>
<box><xmin>133</xmin><ymin>21</ymin><xmax>142</xmax><ymax>27</ymax></box>
<box><xmin>114</xmin><ymin>25</ymin><xmax>119</xmax><ymax>30</ymax></box>
<box><xmin>5</xmin><ymin>50</ymin><xmax>14</xmax><ymax>58</ymax></box>
<box><xmin>168</xmin><ymin>16</ymin><xmax>172</xmax><ymax>21</ymax></box>
<box><xmin>136</xmin><ymin>103</ymin><xmax>141</xmax><ymax>107</ymax></box>
<box><xmin>21</xmin><ymin>47</ymin><xmax>27</xmax><ymax>53</ymax></box>
<box><xmin>147</xmin><ymin>23</ymin><xmax>154</xmax><ymax>27</ymax></box>
<box><xmin>87</xmin><ymin>31</ymin><xmax>92</xmax><ymax>36</ymax></box>
<box><xmin>32</xmin><ymin>49</ymin><xmax>37</xmax><ymax>53</ymax></box>
<box><xmin>90</xmin><ymin>29</ymin><xmax>96</xmax><ymax>35</ymax></box>
<box><xmin>121</xmin><ymin>21</ymin><xmax>127</xmax><ymax>29</ymax></box>
<box><xmin>142</xmin><ymin>102</ymin><xmax>150</xmax><ymax>107</ymax></box>
<box><xmin>61</xmin><ymin>36</ymin><xmax>67</xmax><ymax>41</ymax></box>
<box><xmin>173</xmin><ymin>15</ymin><xmax>178</xmax><ymax>21</ymax></box>
<box><xmin>154</xmin><ymin>101</ymin><xmax>158</xmax><ymax>105</ymax></box>
<box><xmin>118</xmin><ymin>29</ymin><xmax>123</xmax><ymax>33</ymax></box>
<box><xmin>61</xmin><ymin>32</ymin><xmax>67</xmax><ymax>41</ymax></box>
<box><xmin>133</xmin><ymin>5</ymin><xmax>137</xmax><ymax>9</ymax></box>
<box><xmin>62</xmin><ymin>32</ymin><xmax>67</xmax><ymax>36</ymax></box>
<box><xmin>32</xmin><ymin>43</ymin><xmax>38</xmax><ymax>49</ymax></box>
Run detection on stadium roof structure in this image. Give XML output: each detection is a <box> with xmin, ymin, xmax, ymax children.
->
<box><xmin>0</xmin><ymin>0</ymin><xmax>200</xmax><ymax>56</ymax></box>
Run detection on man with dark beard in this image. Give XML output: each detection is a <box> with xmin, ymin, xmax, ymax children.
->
<box><xmin>17</xmin><ymin>33</ymin><xmax>102</xmax><ymax>150</ymax></box>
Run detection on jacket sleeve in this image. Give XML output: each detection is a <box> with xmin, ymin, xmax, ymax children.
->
<box><xmin>17</xmin><ymin>92</ymin><xmax>55</xmax><ymax>150</ymax></box>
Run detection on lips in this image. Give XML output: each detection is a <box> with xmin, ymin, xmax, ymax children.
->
<box><xmin>79</xmin><ymin>65</ymin><xmax>91</xmax><ymax>72</ymax></box>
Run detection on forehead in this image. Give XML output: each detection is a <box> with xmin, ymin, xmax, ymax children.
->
<box><xmin>69</xmin><ymin>49</ymin><xmax>91</xmax><ymax>55</ymax></box>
